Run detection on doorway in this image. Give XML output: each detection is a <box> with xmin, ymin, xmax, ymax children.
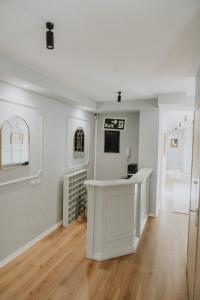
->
<box><xmin>187</xmin><ymin>103</ymin><xmax>200</xmax><ymax>300</ymax></box>
<box><xmin>160</xmin><ymin>111</ymin><xmax>194</xmax><ymax>214</ymax></box>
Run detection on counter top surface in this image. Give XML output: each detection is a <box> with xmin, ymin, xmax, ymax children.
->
<box><xmin>84</xmin><ymin>168</ymin><xmax>153</xmax><ymax>187</ymax></box>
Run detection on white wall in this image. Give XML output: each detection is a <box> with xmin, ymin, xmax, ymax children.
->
<box><xmin>196</xmin><ymin>68</ymin><xmax>200</xmax><ymax>107</ymax></box>
<box><xmin>156</xmin><ymin>110</ymin><xmax>168</xmax><ymax>211</ymax></box>
<box><xmin>166</xmin><ymin>130</ymin><xmax>184</xmax><ymax>170</ymax></box>
<box><xmin>96</xmin><ymin>112</ymin><xmax>139</xmax><ymax>180</ymax></box>
<box><xmin>183</xmin><ymin>127</ymin><xmax>193</xmax><ymax>175</ymax></box>
<box><xmin>0</xmin><ymin>82</ymin><xmax>95</xmax><ymax>262</ymax></box>
<box><xmin>138</xmin><ymin>110</ymin><xmax>160</xmax><ymax>215</ymax></box>
<box><xmin>166</xmin><ymin>128</ymin><xmax>193</xmax><ymax>175</ymax></box>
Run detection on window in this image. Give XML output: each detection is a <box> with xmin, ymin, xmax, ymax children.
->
<box><xmin>73</xmin><ymin>127</ymin><xmax>85</xmax><ymax>159</ymax></box>
<box><xmin>0</xmin><ymin>116</ymin><xmax>30</xmax><ymax>169</ymax></box>
<box><xmin>104</xmin><ymin>130</ymin><xmax>120</xmax><ymax>153</ymax></box>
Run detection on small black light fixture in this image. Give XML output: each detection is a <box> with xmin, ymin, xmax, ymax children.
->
<box><xmin>46</xmin><ymin>22</ymin><xmax>54</xmax><ymax>50</ymax></box>
<box><xmin>117</xmin><ymin>91</ymin><xmax>121</xmax><ymax>102</ymax></box>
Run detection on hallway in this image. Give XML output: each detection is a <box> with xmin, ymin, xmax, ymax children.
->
<box><xmin>0</xmin><ymin>212</ymin><xmax>188</xmax><ymax>300</ymax></box>
<box><xmin>161</xmin><ymin>169</ymin><xmax>190</xmax><ymax>214</ymax></box>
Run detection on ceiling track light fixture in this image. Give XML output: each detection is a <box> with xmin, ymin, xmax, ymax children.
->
<box><xmin>117</xmin><ymin>91</ymin><xmax>122</xmax><ymax>102</ymax></box>
<box><xmin>46</xmin><ymin>22</ymin><xmax>54</xmax><ymax>50</ymax></box>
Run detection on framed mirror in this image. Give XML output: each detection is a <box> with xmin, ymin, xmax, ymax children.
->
<box><xmin>0</xmin><ymin>116</ymin><xmax>30</xmax><ymax>169</ymax></box>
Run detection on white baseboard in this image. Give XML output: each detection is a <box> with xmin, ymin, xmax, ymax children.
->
<box><xmin>141</xmin><ymin>216</ymin><xmax>148</xmax><ymax>233</ymax></box>
<box><xmin>87</xmin><ymin>234</ymin><xmax>140</xmax><ymax>261</ymax></box>
<box><xmin>149</xmin><ymin>206</ymin><xmax>160</xmax><ymax>218</ymax></box>
<box><xmin>149</xmin><ymin>213</ymin><xmax>157</xmax><ymax>217</ymax></box>
<box><xmin>0</xmin><ymin>220</ymin><xmax>63</xmax><ymax>269</ymax></box>
<box><xmin>88</xmin><ymin>246</ymin><xmax>136</xmax><ymax>261</ymax></box>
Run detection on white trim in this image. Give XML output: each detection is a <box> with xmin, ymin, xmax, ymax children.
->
<box><xmin>0</xmin><ymin>220</ymin><xmax>62</xmax><ymax>269</ymax></box>
<box><xmin>141</xmin><ymin>215</ymin><xmax>148</xmax><ymax>233</ymax></box>
<box><xmin>0</xmin><ymin>98</ymin><xmax>38</xmax><ymax>110</ymax></box>
<box><xmin>94</xmin><ymin>116</ymin><xmax>98</xmax><ymax>179</ymax></box>
<box><xmin>67</xmin><ymin>162</ymin><xmax>89</xmax><ymax>170</ymax></box>
<box><xmin>0</xmin><ymin>170</ymin><xmax>41</xmax><ymax>187</ymax></box>
<box><xmin>87</xmin><ymin>238</ymin><xmax>139</xmax><ymax>261</ymax></box>
<box><xmin>148</xmin><ymin>201</ymin><xmax>160</xmax><ymax>218</ymax></box>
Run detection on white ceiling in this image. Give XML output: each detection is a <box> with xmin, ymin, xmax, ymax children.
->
<box><xmin>0</xmin><ymin>0</ymin><xmax>200</xmax><ymax>103</ymax></box>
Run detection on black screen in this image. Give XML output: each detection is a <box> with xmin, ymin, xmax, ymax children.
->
<box><xmin>104</xmin><ymin>130</ymin><xmax>120</xmax><ymax>153</ymax></box>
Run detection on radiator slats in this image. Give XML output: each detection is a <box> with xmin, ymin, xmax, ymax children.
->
<box><xmin>63</xmin><ymin>170</ymin><xmax>87</xmax><ymax>227</ymax></box>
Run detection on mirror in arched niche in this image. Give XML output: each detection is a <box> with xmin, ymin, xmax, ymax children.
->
<box><xmin>0</xmin><ymin>116</ymin><xmax>30</xmax><ymax>169</ymax></box>
<box><xmin>73</xmin><ymin>127</ymin><xmax>85</xmax><ymax>159</ymax></box>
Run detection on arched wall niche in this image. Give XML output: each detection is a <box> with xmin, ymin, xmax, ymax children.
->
<box><xmin>66</xmin><ymin>116</ymin><xmax>90</xmax><ymax>169</ymax></box>
<box><xmin>0</xmin><ymin>116</ymin><xmax>30</xmax><ymax>169</ymax></box>
<box><xmin>73</xmin><ymin>127</ymin><xmax>85</xmax><ymax>159</ymax></box>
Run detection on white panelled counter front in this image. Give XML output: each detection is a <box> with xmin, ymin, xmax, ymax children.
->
<box><xmin>84</xmin><ymin>168</ymin><xmax>153</xmax><ymax>261</ymax></box>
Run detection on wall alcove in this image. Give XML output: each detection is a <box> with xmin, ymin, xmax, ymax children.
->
<box><xmin>0</xmin><ymin>116</ymin><xmax>30</xmax><ymax>169</ymax></box>
<box><xmin>73</xmin><ymin>127</ymin><xmax>85</xmax><ymax>159</ymax></box>
<box><xmin>66</xmin><ymin>116</ymin><xmax>90</xmax><ymax>169</ymax></box>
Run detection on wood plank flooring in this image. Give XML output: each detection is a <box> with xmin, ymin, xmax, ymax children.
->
<box><xmin>0</xmin><ymin>212</ymin><xmax>188</xmax><ymax>300</ymax></box>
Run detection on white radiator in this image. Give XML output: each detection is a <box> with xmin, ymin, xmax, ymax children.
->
<box><xmin>63</xmin><ymin>169</ymin><xmax>87</xmax><ymax>227</ymax></box>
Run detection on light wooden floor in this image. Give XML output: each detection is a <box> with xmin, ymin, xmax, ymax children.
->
<box><xmin>0</xmin><ymin>212</ymin><xmax>188</xmax><ymax>300</ymax></box>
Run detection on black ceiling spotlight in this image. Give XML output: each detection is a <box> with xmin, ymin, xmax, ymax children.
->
<box><xmin>46</xmin><ymin>22</ymin><xmax>54</xmax><ymax>50</ymax></box>
<box><xmin>117</xmin><ymin>91</ymin><xmax>122</xmax><ymax>102</ymax></box>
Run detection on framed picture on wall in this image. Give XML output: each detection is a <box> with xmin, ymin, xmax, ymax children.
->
<box><xmin>104</xmin><ymin>130</ymin><xmax>120</xmax><ymax>153</ymax></box>
<box><xmin>171</xmin><ymin>138</ymin><xmax>178</xmax><ymax>148</ymax></box>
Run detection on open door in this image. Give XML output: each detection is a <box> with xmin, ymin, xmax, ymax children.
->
<box><xmin>187</xmin><ymin>105</ymin><xmax>200</xmax><ymax>300</ymax></box>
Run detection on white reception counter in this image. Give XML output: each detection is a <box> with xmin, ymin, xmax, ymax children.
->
<box><xmin>85</xmin><ymin>168</ymin><xmax>153</xmax><ymax>261</ymax></box>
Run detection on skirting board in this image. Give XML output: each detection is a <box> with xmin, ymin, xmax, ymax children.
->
<box><xmin>88</xmin><ymin>238</ymin><xmax>139</xmax><ymax>261</ymax></box>
<box><xmin>149</xmin><ymin>213</ymin><xmax>157</xmax><ymax>217</ymax></box>
<box><xmin>87</xmin><ymin>214</ymin><xmax>150</xmax><ymax>261</ymax></box>
<box><xmin>149</xmin><ymin>207</ymin><xmax>160</xmax><ymax>218</ymax></box>
<box><xmin>0</xmin><ymin>220</ymin><xmax>63</xmax><ymax>269</ymax></box>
